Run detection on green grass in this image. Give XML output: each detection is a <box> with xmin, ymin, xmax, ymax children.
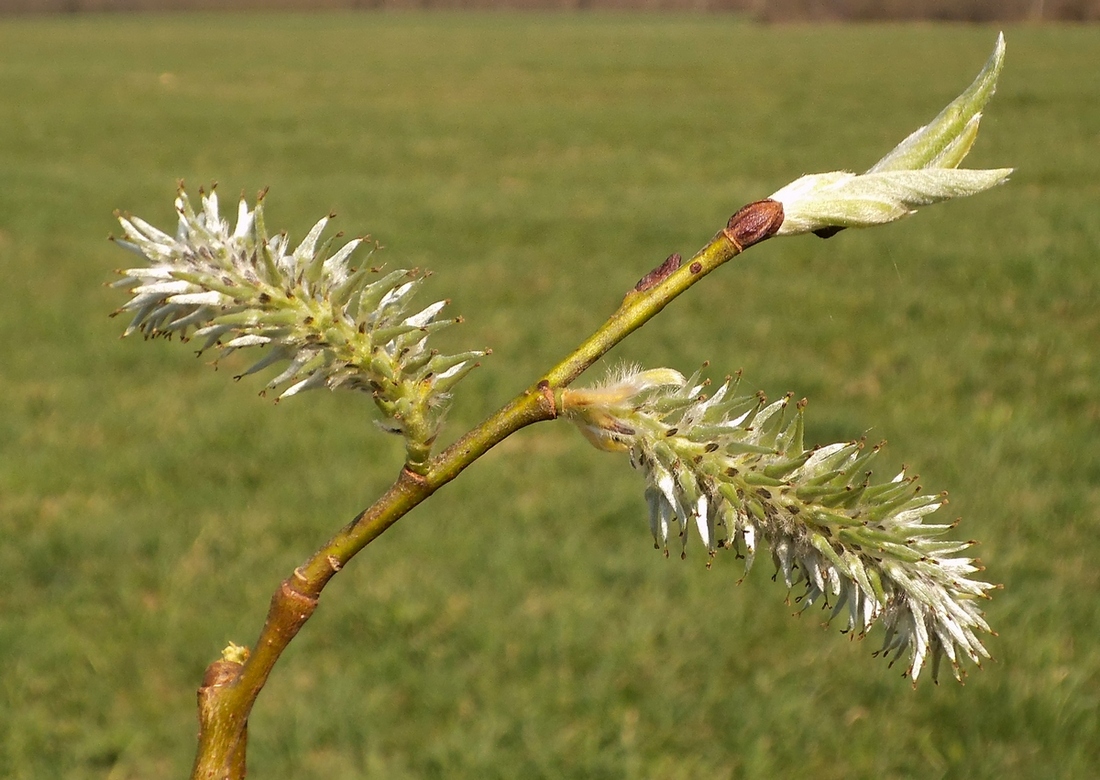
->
<box><xmin>1</xmin><ymin>12</ymin><xmax>1098</xmax><ymax>779</ymax></box>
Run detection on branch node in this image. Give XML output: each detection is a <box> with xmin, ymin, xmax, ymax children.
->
<box><xmin>400</xmin><ymin>465</ymin><xmax>431</xmax><ymax>487</ymax></box>
<box><xmin>537</xmin><ymin>379</ymin><xmax>558</xmax><ymax>419</ymax></box>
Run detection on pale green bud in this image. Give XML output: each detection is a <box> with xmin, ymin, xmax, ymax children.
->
<box><xmin>771</xmin><ymin>168</ymin><xmax>1012</xmax><ymax>236</ymax></box>
<box><xmin>870</xmin><ymin>32</ymin><xmax>1005</xmax><ymax>173</ymax></box>
<box><xmin>769</xmin><ymin>33</ymin><xmax>1012</xmax><ymax>238</ymax></box>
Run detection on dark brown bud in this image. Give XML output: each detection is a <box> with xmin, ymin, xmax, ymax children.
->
<box><xmin>724</xmin><ymin>199</ymin><xmax>785</xmax><ymax>250</ymax></box>
<box><xmin>634</xmin><ymin>252</ymin><xmax>682</xmax><ymax>292</ymax></box>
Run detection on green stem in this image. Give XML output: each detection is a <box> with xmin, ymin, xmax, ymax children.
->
<box><xmin>188</xmin><ymin>200</ymin><xmax>783</xmax><ymax>780</ymax></box>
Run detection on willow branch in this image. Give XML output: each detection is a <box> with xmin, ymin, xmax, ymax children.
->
<box><xmin>189</xmin><ymin>200</ymin><xmax>783</xmax><ymax>780</ymax></box>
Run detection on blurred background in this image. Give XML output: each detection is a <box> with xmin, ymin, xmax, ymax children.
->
<box><xmin>1</xmin><ymin>9</ymin><xmax>1098</xmax><ymax>780</ymax></box>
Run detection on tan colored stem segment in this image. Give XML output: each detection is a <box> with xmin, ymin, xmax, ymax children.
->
<box><xmin>189</xmin><ymin>200</ymin><xmax>783</xmax><ymax>780</ymax></box>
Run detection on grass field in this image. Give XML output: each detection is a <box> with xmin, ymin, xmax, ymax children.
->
<box><xmin>1</xmin><ymin>13</ymin><xmax>1098</xmax><ymax>779</ymax></box>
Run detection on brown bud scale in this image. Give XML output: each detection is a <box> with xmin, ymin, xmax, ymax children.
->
<box><xmin>724</xmin><ymin>199</ymin><xmax>785</xmax><ymax>250</ymax></box>
<box><xmin>634</xmin><ymin>253</ymin><xmax>682</xmax><ymax>292</ymax></box>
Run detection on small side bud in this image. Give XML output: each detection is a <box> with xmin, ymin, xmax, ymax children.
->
<box><xmin>634</xmin><ymin>253</ymin><xmax>682</xmax><ymax>292</ymax></box>
<box><xmin>201</xmin><ymin>643</ymin><xmax>248</xmax><ymax>689</ymax></box>
<box><xmin>220</xmin><ymin>642</ymin><xmax>250</xmax><ymax>665</ymax></box>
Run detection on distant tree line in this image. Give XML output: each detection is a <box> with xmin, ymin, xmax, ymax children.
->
<box><xmin>1</xmin><ymin>0</ymin><xmax>1096</xmax><ymax>21</ymax></box>
<box><xmin>759</xmin><ymin>0</ymin><xmax>1097</xmax><ymax>21</ymax></box>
